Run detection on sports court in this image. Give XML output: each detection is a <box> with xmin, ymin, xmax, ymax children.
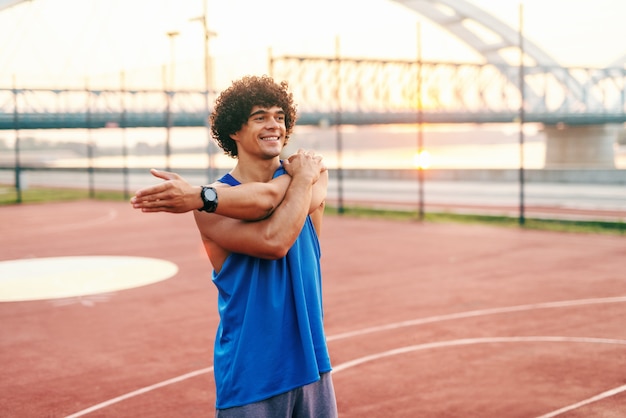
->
<box><xmin>1</xmin><ymin>200</ymin><xmax>625</xmax><ymax>417</ymax></box>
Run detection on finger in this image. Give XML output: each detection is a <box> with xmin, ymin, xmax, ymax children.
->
<box><xmin>141</xmin><ymin>202</ymin><xmax>181</xmax><ymax>213</ymax></box>
<box><xmin>137</xmin><ymin>192</ymin><xmax>173</xmax><ymax>207</ymax></box>
<box><xmin>150</xmin><ymin>168</ymin><xmax>181</xmax><ymax>181</ymax></box>
<box><xmin>141</xmin><ymin>206</ymin><xmax>167</xmax><ymax>213</ymax></box>
<box><xmin>135</xmin><ymin>182</ymin><xmax>171</xmax><ymax>198</ymax></box>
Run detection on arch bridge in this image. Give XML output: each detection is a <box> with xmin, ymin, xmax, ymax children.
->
<box><xmin>2</xmin><ymin>56</ymin><xmax>624</xmax><ymax>168</ymax></box>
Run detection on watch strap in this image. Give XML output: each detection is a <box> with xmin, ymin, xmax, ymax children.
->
<box><xmin>199</xmin><ymin>186</ymin><xmax>218</xmax><ymax>213</ymax></box>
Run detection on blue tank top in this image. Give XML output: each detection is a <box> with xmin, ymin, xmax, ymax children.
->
<box><xmin>212</xmin><ymin>167</ymin><xmax>332</xmax><ymax>409</ymax></box>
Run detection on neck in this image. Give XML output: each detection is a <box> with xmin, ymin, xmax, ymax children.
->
<box><xmin>230</xmin><ymin>155</ymin><xmax>282</xmax><ymax>183</ymax></box>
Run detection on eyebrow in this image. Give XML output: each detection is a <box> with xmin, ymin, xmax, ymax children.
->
<box><xmin>248</xmin><ymin>108</ymin><xmax>285</xmax><ymax>118</ymax></box>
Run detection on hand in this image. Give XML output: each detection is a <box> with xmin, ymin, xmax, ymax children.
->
<box><xmin>130</xmin><ymin>169</ymin><xmax>202</xmax><ymax>213</ymax></box>
<box><xmin>283</xmin><ymin>150</ymin><xmax>326</xmax><ymax>184</ymax></box>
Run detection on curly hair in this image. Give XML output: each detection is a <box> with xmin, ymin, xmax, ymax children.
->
<box><xmin>209</xmin><ymin>75</ymin><xmax>298</xmax><ymax>158</ymax></box>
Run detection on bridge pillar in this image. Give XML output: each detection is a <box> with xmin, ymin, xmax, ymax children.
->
<box><xmin>543</xmin><ymin>124</ymin><xmax>618</xmax><ymax>169</ymax></box>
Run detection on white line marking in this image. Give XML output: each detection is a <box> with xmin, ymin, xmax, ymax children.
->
<box><xmin>64</xmin><ymin>367</ymin><xmax>213</xmax><ymax>418</ymax></box>
<box><xmin>534</xmin><ymin>384</ymin><xmax>626</xmax><ymax>417</ymax></box>
<box><xmin>62</xmin><ymin>296</ymin><xmax>626</xmax><ymax>417</ymax></box>
<box><xmin>0</xmin><ymin>256</ymin><xmax>178</xmax><ymax>302</ymax></box>
<box><xmin>327</xmin><ymin>296</ymin><xmax>626</xmax><ymax>342</ymax></box>
<box><xmin>332</xmin><ymin>337</ymin><xmax>626</xmax><ymax>415</ymax></box>
<box><xmin>331</xmin><ymin>336</ymin><xmax>626</xmax><ymax>373</ymax></box>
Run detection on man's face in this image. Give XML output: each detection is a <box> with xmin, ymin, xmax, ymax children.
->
<box><xmin>231</xmin><ymin>105</ymin><xmax>287</xmax><ymax>159</ymax></box>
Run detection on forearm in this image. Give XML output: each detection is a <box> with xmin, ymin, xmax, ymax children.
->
<box><xmin>214</xmin><ymin>178</ymin><xmax>288</xmax><ymax>220</ymax></box>
<box><xmin>218</xmin><ymin>171</ymin><xmax>322</xmax><ymax>221</ymax></box>
<box><xmin>254</xmin><ymin>174</ymin><xmax>314</xmax><ymax>258</ymax></box>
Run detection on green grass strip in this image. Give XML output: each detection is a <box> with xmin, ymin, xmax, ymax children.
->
<box><xmin>325</xmin><ymin>205</ymin><xmax>625</xmax><ymax>236</ymax></box>
<box><xmin>0</xmin><ymin>186</ymin><xmax>128</xmax><ymax>205</ymax></box>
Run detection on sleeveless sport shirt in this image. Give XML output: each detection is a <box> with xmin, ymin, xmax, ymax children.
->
<box><xmin>212</xmin><ymin>167</ymin><xmax>332</xmax><ymax>409</ymax></box>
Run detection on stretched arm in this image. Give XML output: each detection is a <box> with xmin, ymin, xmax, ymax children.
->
<box><xmin>130</xmin><ymin>168</ymin><xmax>290</xmax><ymax>221</ymax></box>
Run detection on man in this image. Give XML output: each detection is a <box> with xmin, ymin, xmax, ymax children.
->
<box><xmin>131</xmin><ymin>75</ymin><xmax>337</xmax><ymax>417</ymax></box>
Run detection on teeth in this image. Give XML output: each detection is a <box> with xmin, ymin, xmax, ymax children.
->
<box><xmin>261</xmin><ymin>137</ymin><xmax>279</xmax><ymax>141</ymax></box>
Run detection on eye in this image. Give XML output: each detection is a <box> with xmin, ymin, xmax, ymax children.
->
<box><xmin>276</xmin><ymin>115</ymin><xmax>285</xmax><ymax>122</ymax></box>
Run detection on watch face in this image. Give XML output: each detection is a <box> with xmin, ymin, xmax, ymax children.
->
<box><xmin>203</xmin><ymin>187</ymin><xmax>217</xmax><ymax>201</ymax></box>
<box><xmin>200</xmin><ymin>186</ymin><xmax>218</xmax><ymax>212</ymax></box>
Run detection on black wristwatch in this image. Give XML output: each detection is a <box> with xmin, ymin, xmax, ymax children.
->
<box><xmin>199</xmin><ymin>186</ymin><xmax>218</xmax><ymax>213</ymax></box>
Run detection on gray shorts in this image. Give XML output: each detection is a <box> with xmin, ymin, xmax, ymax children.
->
<box><xmin>215</xmin><ymin>372</ymin><xmax>338</xmax><ymax>418</ymax></box>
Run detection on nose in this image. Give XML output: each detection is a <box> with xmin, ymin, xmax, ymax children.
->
<box><xmin>266</xmin><ymin>116</ymin><xmax>281</xmax><ymax>129</ymax></box>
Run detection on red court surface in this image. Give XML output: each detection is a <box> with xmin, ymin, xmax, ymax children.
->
<box><xmin>1</xmin><ymin>200</ymin><xmax>626</xmax><ymax>417</ymax></box>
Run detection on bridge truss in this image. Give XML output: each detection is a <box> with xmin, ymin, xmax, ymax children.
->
<box><xmin>0</xmin><ymin>87</ymin><xmax>209</xmax><ymax>130</ymax></box>
<box><xmin>270</xmin><ymin>55</ymin><xmax>626</xmax><ymax>126</ymax></box>
<box><xmin>1</xmin><ymin>58</ymin><xmax>625</xmax><ymax>130</ymax></box>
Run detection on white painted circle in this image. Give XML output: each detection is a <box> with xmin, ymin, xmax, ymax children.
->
<box><xmin>0</xmin><ymin>256</ymin><xmax>178</xmax><ymax>302</ymax></box>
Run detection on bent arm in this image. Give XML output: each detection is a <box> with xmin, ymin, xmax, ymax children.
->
<box><xmin>195</xmin><ymin>174</ymin><xmax>314</xmax><ymax>261</ymax></box>
<box><xmin>195</xmin><ymin>151</ymin><xmax>323</xmax><ymax>265</ymax></box>
<box><xmin>131</xmin><ymin>168</ymin><xmax>290</xmax><ymax>220</ymax></box>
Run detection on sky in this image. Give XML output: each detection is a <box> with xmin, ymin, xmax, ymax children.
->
<box><xmin>0</xmin><ymin>0</ymin><xmax>625</xmax><ymax>90</ymax></box>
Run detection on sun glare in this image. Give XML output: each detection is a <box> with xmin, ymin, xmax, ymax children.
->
<box><xmin>413</xmin><ymin>149</ymin><xmax>431</xmax><ymax>169</ymax></box>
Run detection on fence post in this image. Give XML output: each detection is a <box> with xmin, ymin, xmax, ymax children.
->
<box><xmin>518</xmin><ymin>2</ymin><xmax>526</xmax><ymax>226</ymax></box>
<box><xmin>335</xmin><ymin>36</ymin><xmax>344</xmax><ymax>214</ymax></box>
<box><xmin>12</xmin><ymin>75</ymin><xmax>22</xmax><ymax>204</ymax></box>
<box><xmin>86</xmin><ymin>79</ymin><xmax>95</xmax><ymax>199</ymax></box>
<box><xmin>121</xmin><ymin>71</ymin><xmax>129</xmax><ymax>200</ymax></box>
<box><xmin>416</xmin><ymin>22</ymin><xmax>425</xmax><ymax>221</ymax></box>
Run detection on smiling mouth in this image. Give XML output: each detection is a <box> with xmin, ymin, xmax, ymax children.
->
<box><xmin>261</xmin><ymin>136</ymin><xmax>280</xmax><ymax>141</ymax></box>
